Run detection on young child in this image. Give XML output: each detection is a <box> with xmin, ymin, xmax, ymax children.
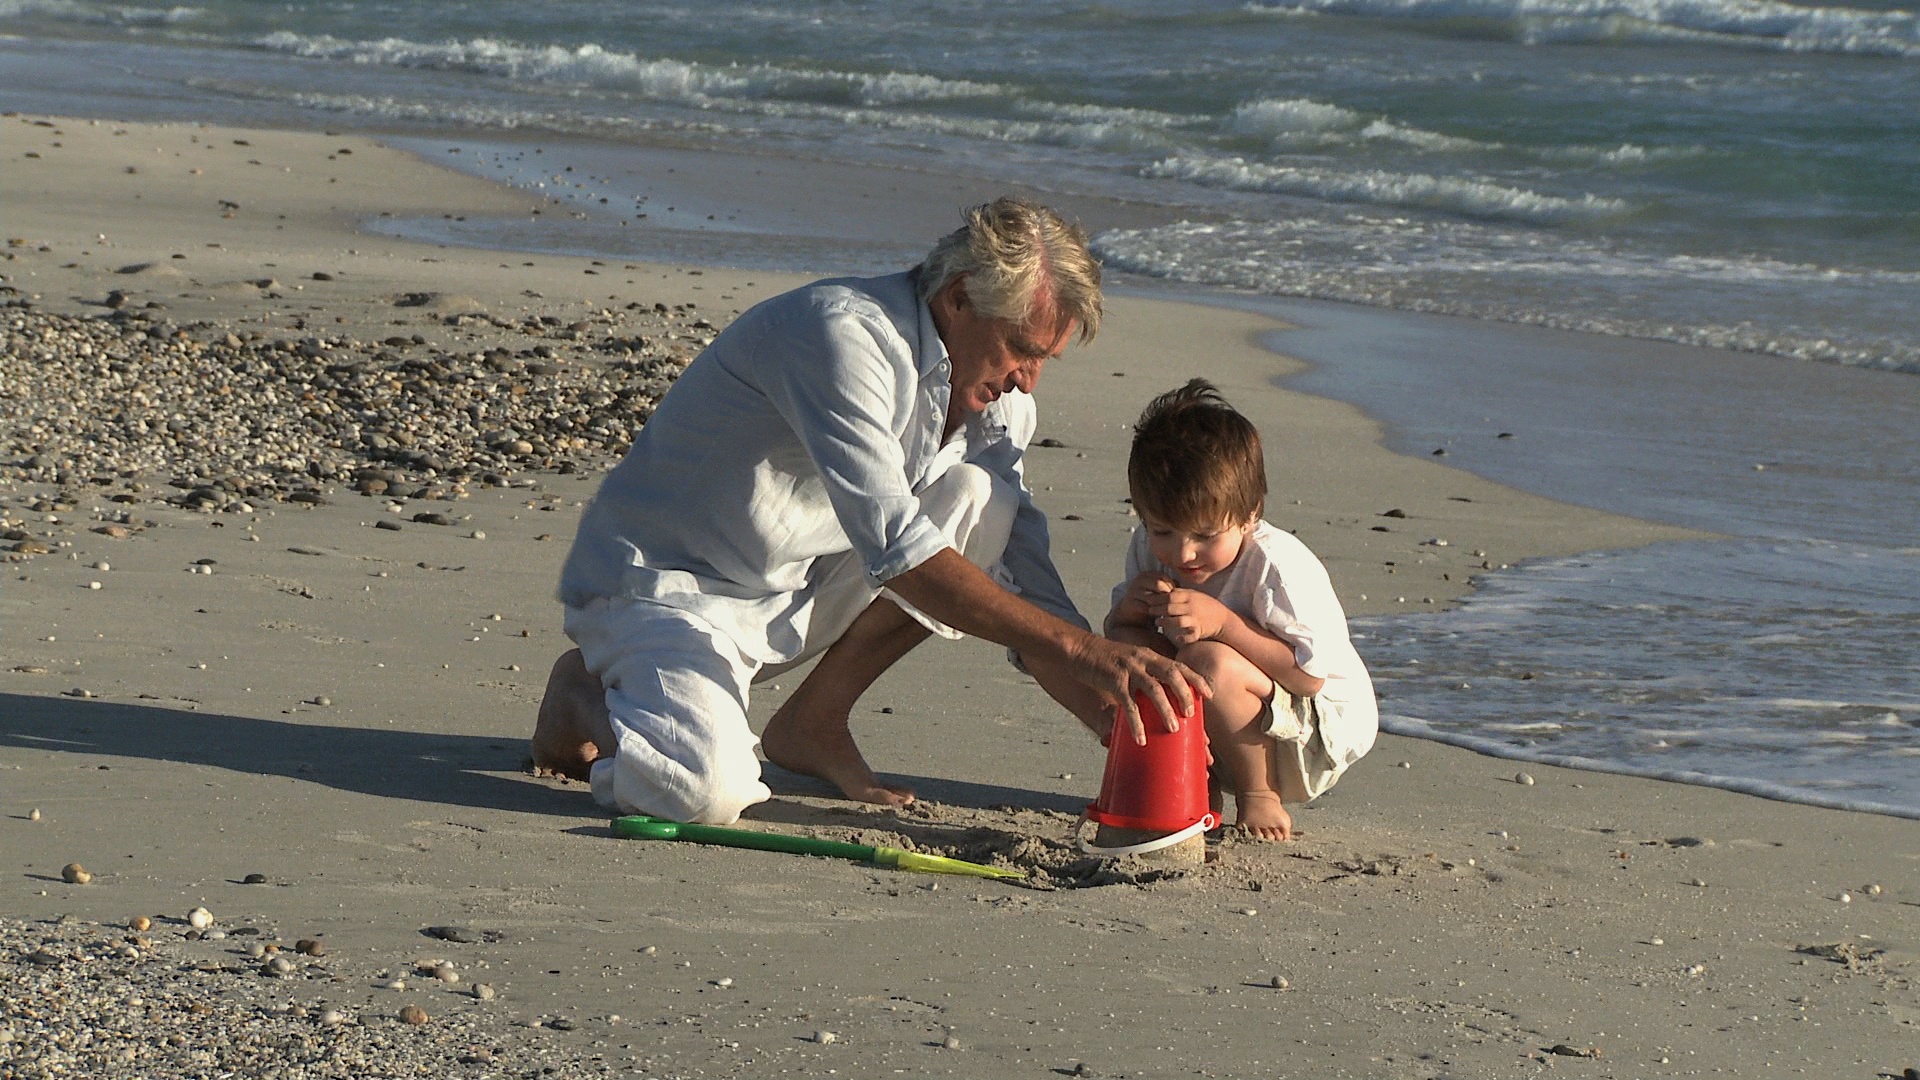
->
<box><xmin>1105</xmin><ymin>379</ymin><xmax>1377</xmax><ymax>841</ymax></box>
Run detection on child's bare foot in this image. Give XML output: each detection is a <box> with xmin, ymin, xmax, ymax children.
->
<box><xmin>760</xmin><ymin>700</ymin><xmax>915</xmax><ymax>808</ymax></box>
<box><xmin>530</xmin><ymin>649</ymin><xmax>612</xmax><ymax>782</ymax></box>
<box><xmin>1233</xmin><ymin>789</ymin><xmax>1293</xmax><ymax>842</ymax></box>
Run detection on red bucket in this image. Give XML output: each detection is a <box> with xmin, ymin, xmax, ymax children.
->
<box><xmin>1082</xmin><ymin>690</ymin><xmax>1214</xmax><ymax>854</ymax></box>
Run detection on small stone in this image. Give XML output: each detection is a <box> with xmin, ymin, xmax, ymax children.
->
<box><xmin>639</xmin><ymin>945</ymin><xmax>658</xmax><ymax>955</ymax></box>
<box><xmin>92</xmin><ymin>561</ymin><xmax>110</xmax><ymax>571</ymax></box>
<box><xmin>247</xmin><ymin>943</ymin><xmax>266</xmax><ymax>958</ymax></box>
<box><xmin>813</xmin><ymin>1030</ymin><xmax>837</xmax><ymax>1045</ymax></box>
<box><xmin>319</xmin><ymin>1009</ymin><xmax>347</xmax><ymax>1027</ymax></box>
<box><xmin>1649</xmin><ymin>937</ymin><xmax>1664</xmax><ymax>946</ymax></box>
<box><xmin>265</xmin><ymin>956</ymin><xmax>294</xmax><ymax>976</ymax></box>
<box><xmin>311</xmin><ymin>696</ymin><xmax>330</xmax><ymax>707</ymax></box>
<box><xmin>188</xmin><ymin>906</ymin><xmax>213</xmax><ymax>929</ymax></box>
<box><xmin>435</xmin><ymin>964</ymin><xmax>459</xmax><ymax>983</ymax></box>
<box><xmin>469</xmin><ymin>530</ymin><xmax>486</xmax><ymax>540</ymax></box>
<box><xmin>1238</xmin><ymin>907</ymin><xmax>1258</xmax><ymax>916</ymax></box>
<box><xmin>242</xmin><ymin>872</ymin><xmax>268</xmax><ymax>884</ymax></box>
<box><xmin>712</xmin><ymin>976</ymin><xmax>733</xmax><ymax>988</ymax></box>
<box><xmin>1839</xmin><ymin>891</ymin><xmax>1852</xmax><ymax>903</ymax></box>
<box><xmin>943</xmin><ymin>1035</ymin><xmax>962</xmax><ymax>1050</ymax></box>
<box><xmin>62</xmin><ymin>863</ymin><xmax>91</xmax><ymax>884</ymax></box>
<box><xmin>399</xmin><ymin>1004</ymin><xmax>429</xmax><ymax>1025</ymax></box>
<box><xmin>424</xmin><ymin>925</ymin><xmax>479</xmax><ymax>943</ymax></box>
<box><xmin>1690</xmin><ymin>878</ymin><xmax>1707</xmax><ymax>888</ymax></box>
<box><xmin>295</xmin><ymin>938</ymin><xmax>325</xmax><ymax>956</ymax></box>
<box><xmin>129</xmin><ymin>916</ymin><xmax>150</xmax><ymax>932</ymax></box>
<box><xmin>1865</xmin><ymin>883</ymin><xmax>1883</xmax><ymax>896</ymax></box>
<box><xmin>1515</xmin><ymin>772</ymin><xmax>1535</xmax><ymax>786</ymax></box>
<box><xmin>375</xmin><ymin>520</ymin><xmax>402</xmax><ymax>531</ymax></box>
<box><xmin>385</xmin><ymin>979</ymin><xmax>406</xmax><ymax>990</ymax></box>
<box><xmin>87</xmin><ymin>580</ymin><xmax>102</xmax><ymax>590</ymax></box>
<box><xmin>28</xmin><ymin>809</ymin><xmax>41</xmax><ymax>821</ymax></box>
<box><xmin>203</xmin><ymin>929</ymin><xmax>226</xmax><ymax>941</ymax></box>
<box><xmin>473</xmin><ymin>983</ymin><xmax>495</xmax><ymax>1001</ymax></box>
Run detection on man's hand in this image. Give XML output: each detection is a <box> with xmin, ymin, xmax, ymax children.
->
<box><xmin>1146</xmin><ymin>585</ymin><xmax>1233</xmax><ymax>648</ymax></box>
<box><xmin>1065</xmin><ymin>632</ymin><xmax>1211</xmax><ymax>748</ymax></box>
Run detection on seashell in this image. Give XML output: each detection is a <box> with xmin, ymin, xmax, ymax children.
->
<box><xmin>62</xmin><ymin>863</ymin><xmax>91</xmax><ymax>884</ymax></box>
<box><xmin>187</xmin><ymin>906</ymin><xmax>213</xmax><ymax>929</ymax></box>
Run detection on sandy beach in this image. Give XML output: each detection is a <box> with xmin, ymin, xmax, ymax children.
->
<box><xmin>4</xmin><ymin>114</ymin><xmax>1916</xmax><ymax>1079</ymax></box>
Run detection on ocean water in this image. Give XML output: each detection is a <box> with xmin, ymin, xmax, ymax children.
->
<box><xmin>2</xmin><ymin>0</ymin><xmax>1915</xmax><ymax>815</ymax></box>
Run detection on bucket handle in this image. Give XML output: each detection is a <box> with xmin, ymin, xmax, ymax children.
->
<box><xmin>1076</xmin><ymin>812</ymin><xmax>1217</xmax><ymax>857</ymax></box>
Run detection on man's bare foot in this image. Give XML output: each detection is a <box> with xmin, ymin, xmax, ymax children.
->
<box><xmin>760</xmin><ymin>702</ymin><xmax>915</xmax><ymax>807</ymax></box>
<box><xmin>1233</xmin><ymin>789</ymin><xmax>1293</xmax><ymax>842</ymax></box>
<box><xmin>530</xmin><ymin>649</ymin><xmax>612</xmax><ymax>782</ymax></box>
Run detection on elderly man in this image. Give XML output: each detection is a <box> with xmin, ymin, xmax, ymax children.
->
<box><xmin>532</xmin><ymin>198</ymin><xmax>1204</xmax><ymax>824</ymax></box>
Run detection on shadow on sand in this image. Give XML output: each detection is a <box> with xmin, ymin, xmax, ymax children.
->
<box><xmin>0</xmin><ymin>692</ymin><xmax>1082</xmax><ymax>821</ymax></box>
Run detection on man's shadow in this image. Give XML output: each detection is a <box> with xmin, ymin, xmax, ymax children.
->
<box><xmin>0</xmin><ymin>691</ymin><xmax>586</xmax><ymax>817</ymax></box>
<box><xmin>1</xmin><ymin>692</ymin><xmax>1084</xmax><ymax>819</ymax></box>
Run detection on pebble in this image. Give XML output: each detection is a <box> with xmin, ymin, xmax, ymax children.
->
<box><xmin>86</xmin><ymin>580</ymin><xmax>101</xmax><ymax>590</ymax></box>
<box><xmin>247</xmin><ymin>943</ymin><xmax>266</xmax><ymax>959</ymax></box>
<box><xmin>1865</xmin><ymin>883</ymin><xmax>1883</xmax><ymax>896</ymax></box>
<box><xmin>129</xmin><ymin>915</ymin><xmax>150</xmax><ymax>932</ymax></box>
<box><xmin>1839</xmin><ymin>891</ymin><xmax>1852</xmax><ymax>903</ymax></box>
<box><xmin>639</xmin><ymin>944</ymin><xmax>658</xmax><ymax>955</ymax></box>
<box><xmin>473</xmin><ymin>983</ymin><xmax>496</xmax><ymax>1001</ymax></box>
<box><xmin>61</xmin><ymin>863</ymin><xmax>91</xmax><ymax>885</ymax></box>
<box><xmin>1515</xmin><ymin>772</ymin><xmax>1536</xmax><ymax>786</ymax></box>
<box><xmin>385</xmin><ymin>979</ymin><xmax>407</xmax><ymax>990</ymax></box>
<box><xmin>813</xmin><ymin>1030</ymin><xmax>837</xmax><ymax>1045</ymax></box>
<box><xmin>942</xmin><ymin>1035</ymin><xmax>962</xmax><ymax>1050</ymax></box>
<box><xmin>712</xmin><ymin>976</ymin><xmax>733</xmax><ymax>988</ymax></box>
<box><xmin>242</xmin><ymin>872</ymin><xmax>268</xmax><ymax>884</ymax></box>
<box><xmin>264</xmin><ymin>956</ymin><xmax>294</xmax><ymax>976</ymax></box>
<box><xmin>1270</xmin><ymin>975</ymin><xmax>1290</xmax><ymax>989</ymax></box>
<box><xmin>187</xmin><ymin>907</ymin><xmax>213</xmax><ymax>929</ymax></box>
<box><xmin>28</xmin><ymin>808</ymin><xmax>42</xmax><ymax>821</ymax></box>
<box><xmin>398</xmin><ymin>1005</ymin><xmax>429</xmax><ymax>1026</ymax></box>
<box><xmin>434</xmin><ymin>964</ymin><xmax>459</xmax><ymax>984</ymax></box>
<box><xmin>319</xmin><ymin>1008</ymin><xmax>347</xmax><ymax>1027</ymax></box>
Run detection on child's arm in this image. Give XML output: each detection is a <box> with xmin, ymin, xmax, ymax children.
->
<box><xmin>1152</xmin><ymin>587</ymin><xmax>1325</xmax><ymax>699</ymax></box>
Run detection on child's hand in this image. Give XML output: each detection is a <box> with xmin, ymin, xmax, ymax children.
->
<box><xmin>1148</xmin><ymin>586</ymin><xmax>1232</xmax><ymax>647</ymax></box>
<box><xmin>1115</xmin><ymin>571</ymin><xmax>1174</xmax><ymax>626</ymax></box>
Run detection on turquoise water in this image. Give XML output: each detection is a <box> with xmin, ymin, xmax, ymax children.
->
<box><xmin>4</xmin><ymin>0</ymin><xmax>1918</xmax><ymax>370</ymax></box>
<box><xmin>3</xmin><ymin>0</ymin><xmax>1915</xmax><ymax>815</ymax></box>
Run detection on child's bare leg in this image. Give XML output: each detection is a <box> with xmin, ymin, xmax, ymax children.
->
<box><xmin>1179</xmin><ymin>641</ymin><xmax>1292</xmax><ymax>842</ymax></box>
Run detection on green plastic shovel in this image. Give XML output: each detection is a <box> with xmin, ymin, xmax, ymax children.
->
<box><xmin>612</xmin><ymin>815</ymin><xmax>1024</xmax><ymax>881</ymax></box>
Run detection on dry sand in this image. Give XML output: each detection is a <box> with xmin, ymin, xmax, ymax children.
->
<box><xmin>3</xmin><ymin>114</ymin><xmax>1916</xmax><ymax>1078</ymax></box>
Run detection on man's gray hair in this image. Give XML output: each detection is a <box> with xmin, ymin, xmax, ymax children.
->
<box><xmin>916</xmin><ymin>197</ymin><xmax>1103</xmax><ymax>343</ymax></box>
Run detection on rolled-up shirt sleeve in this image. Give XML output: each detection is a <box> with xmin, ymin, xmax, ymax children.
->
<box><xmin>752</xmin><ymin>297</ymin><xmax>950</xmax><ymax>587</ymax></box>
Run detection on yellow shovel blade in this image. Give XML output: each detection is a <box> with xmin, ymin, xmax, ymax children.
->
<box><xmin>876</xmin><ymin>847</ymin><xmax>1025</xmax><ymax>881</ymax></box>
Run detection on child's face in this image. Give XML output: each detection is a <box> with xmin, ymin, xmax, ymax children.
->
<box><xmin>1143</xmin><ymin>513</ymin><xmax>1253</xmax><ymax>587</ymax></box>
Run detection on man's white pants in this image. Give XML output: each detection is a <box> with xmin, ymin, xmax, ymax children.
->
<box><xmin>565</xmin><ymin>464</ymin><xmax>1018</xmax><ymax>824</ymax></box>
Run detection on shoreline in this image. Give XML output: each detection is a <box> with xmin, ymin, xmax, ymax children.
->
<box><xmin>4</xmin><ymin>114</ymin><xmax>1915</xmax><ymax>1079</ymax></box>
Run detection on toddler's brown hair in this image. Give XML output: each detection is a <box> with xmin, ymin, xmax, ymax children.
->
<box><xmin>1127</xmin><ymin>378</ymin><xmax>1266</xmax><ymax>530</ymax></box>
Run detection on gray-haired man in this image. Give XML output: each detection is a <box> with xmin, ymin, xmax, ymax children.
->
<box><xmin>532</xmin><ymin>198</ymin><xmax>1205</xmax><ymax>823</ymax></box>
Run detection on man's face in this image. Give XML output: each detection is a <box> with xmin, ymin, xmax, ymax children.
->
<box><xmin>933</xmin><ymin>276</ymin><xmax>1077</xmax><ymax>426</ymax></box>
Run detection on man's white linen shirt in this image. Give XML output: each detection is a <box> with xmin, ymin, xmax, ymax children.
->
<box><xmin>559</xmin><ymin>270</ymin><xmax>1084</xmax><ymax>665</ymax></box>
